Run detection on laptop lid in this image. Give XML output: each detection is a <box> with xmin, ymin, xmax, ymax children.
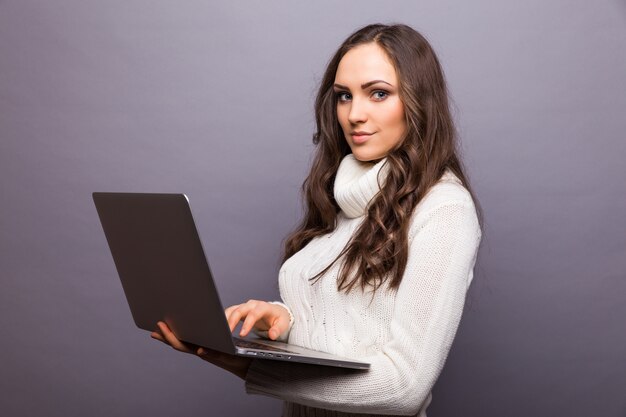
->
<box><xmin>93</xmin><ymin>192</ymin><xmax>236</xmax><ymax>354</ymax></box>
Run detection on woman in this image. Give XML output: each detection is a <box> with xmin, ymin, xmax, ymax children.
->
<box><xmin>152</xmin><ymin>23</ymin><xmax>482</xmax><ymax>416</ymax></box>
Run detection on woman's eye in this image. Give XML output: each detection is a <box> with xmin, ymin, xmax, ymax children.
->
<box><xmin>372</xmin><ymin>90</ymin><xmax>389</xmax><ymax>100</ymax></box>
<box><xmin>336</xmin><ymin>92</ymin><xmax>352</xmax><ymax>102</ymax></box>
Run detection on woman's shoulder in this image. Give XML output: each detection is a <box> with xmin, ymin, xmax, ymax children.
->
<box><xmin>409</xmin><ymin>169</ymin><xmax>478</xmax><ymax>229</ymax></box>
<box><xmin>418</xmin><ymin>170</ymin><xmax>474</xmax><ymax>209</ymax></box>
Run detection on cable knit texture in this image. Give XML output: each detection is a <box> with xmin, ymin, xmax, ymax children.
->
<box><xmin>245</xmin><ymin>154</ymin><xmax>481</xmax><ymax>416</ymax></box>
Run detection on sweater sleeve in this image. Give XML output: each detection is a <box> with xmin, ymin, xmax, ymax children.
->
<box><xmin>245</xmin><ymin>201</ymin><xmax>481</xmax><ymax>415</ymax></box>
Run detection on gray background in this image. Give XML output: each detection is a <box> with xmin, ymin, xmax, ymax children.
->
<box><xmin>1</xmin><ymin>0</ymin><xmax>625</xmax><ymax>416</ymax></box>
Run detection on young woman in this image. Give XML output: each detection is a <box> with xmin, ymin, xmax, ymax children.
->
<box><xmin>152</xmin><ymin>23</ymin><xmax>482</xmax><ymax>416</ymax></box>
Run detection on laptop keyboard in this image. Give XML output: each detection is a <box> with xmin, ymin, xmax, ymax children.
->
<box><xmin>233</xmin><ymin>337</ymin><xmax>296</xmax><ymax>354</ymax></box>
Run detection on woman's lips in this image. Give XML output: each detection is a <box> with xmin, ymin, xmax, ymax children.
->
<box><xmin>351</xmin><ymin>131</ymin><xmax>373</xmax><ymax>145</ymax></box>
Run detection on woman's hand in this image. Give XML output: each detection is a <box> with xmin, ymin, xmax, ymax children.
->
<box><xmin>151</xmin><ymin>321</ymin><xmax>251</xmax><ymax>380</ymax></box>
<box><xmin>149</xmin><ymin>300</ymin><xmax>290</xmax><ymax>378</ymax></box>
<box><xmin>225</xmin><ymin>300</ymin><xmax>291</xmax><ymax>341</ymax></box>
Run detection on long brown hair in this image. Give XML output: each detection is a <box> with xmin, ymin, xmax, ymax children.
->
<box><xmin>283</xmin><ymin>23</ymin><xmax>480</xmax><ymax>292</ymax></box>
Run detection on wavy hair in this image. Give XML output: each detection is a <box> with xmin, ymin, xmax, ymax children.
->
<box><xmin>283</xmin><ymin>23</ymin><xmax>481</xmax><ymax>292</ymax></box>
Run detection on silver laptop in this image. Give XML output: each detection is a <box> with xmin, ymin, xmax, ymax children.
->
<box><xmin>93</xmin><ymin>192</ymin><xmax>369</xmax><ymax>370</ymax></box>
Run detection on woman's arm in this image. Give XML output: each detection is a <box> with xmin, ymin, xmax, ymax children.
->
<box><xmin>245</xmin><ymin>200</ymin><xmax>482</xmax><ymax>415</ymax></box>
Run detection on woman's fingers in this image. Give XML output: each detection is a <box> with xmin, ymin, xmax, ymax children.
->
<box><xmin>151</xmin><ymin>325</ymin><xmax>251</xmax><ymax>380</ymax></box>
<box><xmin>197</xmin><ymin>346</ymin><xmax>228</xmax><ymax>364</ymax></box>
<box><xmin>225</xmin><ymin>305</ymin><xmax>245</xmax><ymax>332</ymax></box>
<box><xmin>154</xmin><ymin>300</ymin><xmax>290</xmax><ymax>346</ymax></box>
<box><xmin>156</xmin><ymin>321</ymin><xmax>193</xmax><ymax>353</ymax></box>
<box><xmin>267</xmin><ymin>321</ymin><xmax>282</xmax><ymax>340</ymax></box>
<box><xmin>151</xmin><ymin>331</ymin><xmax>166</xmax><ymax>343</ymax></box>
<box><xmin>267</xmin><ymin>311</ymin><xmax>290</xmax><ymax>340</ymax></box>
<box><xmin>224</xmin><ymin>304</ymin><xmax>239</xmax><ymax>322</ymax></box>
<box><xmin>224</xmin><ymin>300</ymin><xmax>290</xmax><ymax>339</ymax></box>
<box><xmin>225</xmin><ymin>300</ymin><xmax>266</xmax><ymax>334</ymax></box>
<box><xmin>240</xmin><ymin>308</ymin><xmax>264</xmax><ymax>337</ymax></box>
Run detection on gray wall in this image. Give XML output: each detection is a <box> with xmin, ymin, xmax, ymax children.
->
<box><xmin>1</xmin><ymin>1</ymin><xmax>625</xmax><ymax>416</ymax></box>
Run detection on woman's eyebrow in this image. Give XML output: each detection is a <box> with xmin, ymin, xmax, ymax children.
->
<box><xmin>333</xmin><ymin>80</ymin><xmax>393</xmax><ymax>90</ymax></box>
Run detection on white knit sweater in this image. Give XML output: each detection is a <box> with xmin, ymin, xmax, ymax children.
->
<box><xmin>245</xmin><ymin>154</ymin><xmax>481</xmax><ymax>416</ymax></box>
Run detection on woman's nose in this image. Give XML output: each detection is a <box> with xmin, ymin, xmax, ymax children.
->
<box><xmin>348</xmin><ymin>98</ymin><xmax>367</xmax><ymax>124</ymax></box>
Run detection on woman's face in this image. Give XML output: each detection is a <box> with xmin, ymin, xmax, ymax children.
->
<box><xmin>334</xmin><ymin>42</ymin><xmax>407</xmax><ymax>162</ymax></box>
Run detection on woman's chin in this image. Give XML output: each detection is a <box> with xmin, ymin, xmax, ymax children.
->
<box><xmin>351</xmin><ymin>149</ymin><xmax>385</xmax><ymax>163</ymax></box>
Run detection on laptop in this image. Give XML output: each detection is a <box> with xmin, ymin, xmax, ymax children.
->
<box><xmin>93</xmin><ymin>192</ymin><xmax>369</xmax><ymax>370</ymax></box>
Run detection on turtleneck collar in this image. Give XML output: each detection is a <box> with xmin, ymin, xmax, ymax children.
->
<box><xmin>333</xmin><ymin>154</ymin><xmax>389</xmax><ymax>218</ymax></box>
